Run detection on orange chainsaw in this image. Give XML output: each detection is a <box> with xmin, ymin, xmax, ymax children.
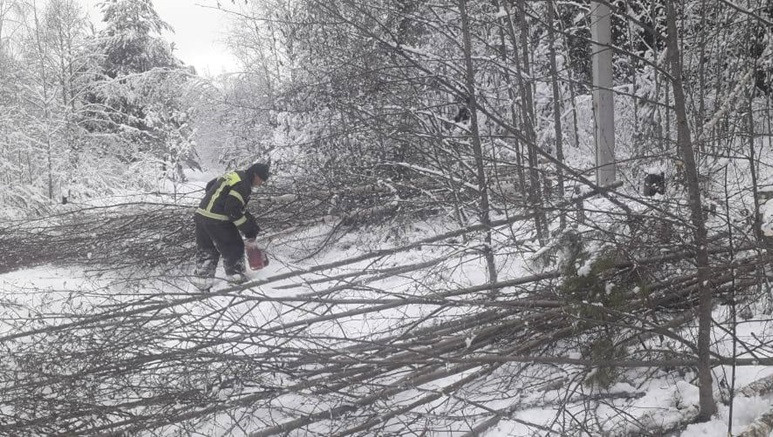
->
<box><xmin>245</xmin><ymin>239</ymin><xmax>269</xmax><ymax>270</ymax></box>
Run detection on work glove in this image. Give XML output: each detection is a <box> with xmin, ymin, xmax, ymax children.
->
<box><xmin>244</xmin><ymin>227</ymin><xmax>259</xmax><ymax>240</ymax></box>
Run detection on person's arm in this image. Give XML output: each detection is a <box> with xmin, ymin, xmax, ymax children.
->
<box><xmin>204</xmin><ymin>178</ymin><xmax>217</xmax><ymax>192</ymax></box>
<box><xmin>223</xmin><ymin>182</ymin><xmax>259</xmax><ymax>238</ymax></box>
<box><xmin>240</xmin><ymin>211</ymin><xmax>259</xmax><ymax>239</ymax></box>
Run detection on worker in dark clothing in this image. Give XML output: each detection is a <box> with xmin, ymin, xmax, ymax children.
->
<box><xmin>192</xmin><ymin>162</ymin><xmax>270</xmax><ymax>290</ymax></box>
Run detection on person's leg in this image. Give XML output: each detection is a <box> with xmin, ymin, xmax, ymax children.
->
<box><xmin>208</xmin><ymin>222</ymin><xmax>246</xmax><ymax>284</ymax></box>
<box><xmin>192</xmin><ymin>216</ymin><xmax>220</xmax><ymax>290</ymax></box>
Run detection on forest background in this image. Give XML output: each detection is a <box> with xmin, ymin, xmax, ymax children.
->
<box><xmin>3</xmin><ymin>0</ymin><xmax>773</xmax><ymax>435</ymax></box>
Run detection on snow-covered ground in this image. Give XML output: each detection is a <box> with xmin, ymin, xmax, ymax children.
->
<box><xmin>2</xmin><ymin>172</ymin><xmax>773</xmax><ymax>436</ymax></box>
<box><xmin>3</xmin><ymin>239</ymin><xmax>773</xmax><ymax>435</ymax></box>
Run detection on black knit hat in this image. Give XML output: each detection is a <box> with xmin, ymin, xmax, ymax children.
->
<box><xmin>247</xmin><ymin>163</ymin><xmax>270</xmax><ymax>182</ymax></box>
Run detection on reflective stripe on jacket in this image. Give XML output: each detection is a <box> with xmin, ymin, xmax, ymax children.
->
<box><xmin>195</xmin><ymin>171</ymin><xmax>257</xmax><ymax>235</ymax></box>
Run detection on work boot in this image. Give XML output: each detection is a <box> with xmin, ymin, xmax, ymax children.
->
<box><xmin>226</xmin><ymin>272</ymin><xmax>247</xmax><ymax>285</ymax></box>
<box><xmin>191</xmin><ymin>275</ymin><xmax>214</xmax><ymax>291</ymax></box>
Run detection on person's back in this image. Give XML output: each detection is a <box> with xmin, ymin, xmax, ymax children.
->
<box><xmin>196</xmin><ymin>170</ymin><xmax>253</xmax><ymax>222</ymax></box>
<box><xmin>191</xmin><ymin>163</ymin><xmax>270</xmax><ymax>290</ymax></box>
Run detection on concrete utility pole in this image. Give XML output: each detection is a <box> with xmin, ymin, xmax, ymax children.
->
<box><xmin>590</xmin><ymin>1</ymin><xmax>616</xmax><ymax>186</ymax></box>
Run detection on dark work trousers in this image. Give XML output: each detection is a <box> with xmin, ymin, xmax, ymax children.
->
<box><xmin>194</xmin><ymin>214</ymin><xmax>245</xmax><ymax>278</ymax></box>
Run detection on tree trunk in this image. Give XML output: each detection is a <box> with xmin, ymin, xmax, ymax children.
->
<box><xmin>546</xmin><ymin>0</ymin><xmax>565</xmax><ymax>229</ymax></box>
<box><xmin>458</xmin><ymin>0</ymin><xmax>497</xmax><ymax>285</ymax></box>
<box><xmin>508</xmin><ymin>0</ymin><xmax>547</xmax><ymax>245</ymax></box>
<box><xmin>493</xmin><ymin>0</ymin><xmax>527</xmax><ymax>198</ymax></box>
<box><xmin>665</xmin><ymin>0</ymin><xmax>716</xmax><ymax>421</ymax></box>
<box><xmin>31</xmin><ymin>3</ymin><xmax>55</xmax><ymax>201</ymax></box>
<box><xmin>590</xmin><ymin>1</ymin><xmax>616</xmax><ymax>186</ymax></box>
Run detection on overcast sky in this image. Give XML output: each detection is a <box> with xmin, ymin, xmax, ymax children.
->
<box><xmin>81</xmin><ymin>0</ymin><xmax>240</xmax><ymax>76</ymax></box>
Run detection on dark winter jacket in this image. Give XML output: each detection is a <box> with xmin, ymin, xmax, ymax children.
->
<box><xmin>195</xmin><ymin>170</ymin><xmax>259</xmax><ymax>238</ymax></box>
